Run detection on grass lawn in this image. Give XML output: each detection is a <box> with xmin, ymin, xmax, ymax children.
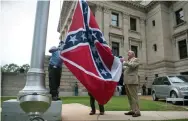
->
<box><xmin>1</xmin><ymin>96</ymin><xmax>187</xmax><ymax>111</ymax></box>
<box><xmin>61</xmin><ymin>96</ymin><xmax>188</xmax><ymax>111</ymax></box>
<box><xmin>0</xmin><ymin>96</ymin><xmax>17</xmax><ymax>102</ymax></box>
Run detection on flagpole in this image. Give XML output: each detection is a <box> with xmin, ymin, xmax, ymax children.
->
<box><xmin>17</xmin><ymin>0</ymin><xmax>51</xmax><ymax>120</ymax></box>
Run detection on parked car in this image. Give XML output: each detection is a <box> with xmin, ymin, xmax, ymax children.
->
<box><xmin>151</xmin><ymin>75</ymin><xmax>188</xmax><ymax>104</ymax></box>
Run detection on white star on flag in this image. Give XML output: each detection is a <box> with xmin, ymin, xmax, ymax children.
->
<box><xmin>81</xmin><ymin>33</ymin><xmax>87</xmax><ymax>40</ymax></box>
<box><xmin>95</xmin><ymin>58</ymin><xmax>101</xmax><ymax>65</ymax></box>
<box><xmin>69</xmin><ymin>35</ymin><xmax>78</xmax><ymax>45</ymax></box>
<box><xmin>92</xmin><ymin>32</ymin><xmax>97</xmax><ymax>39</ymax></box>
<box><xmin>100</xmin><ymin>35</ymin><xmax>105</xmax><ymax>42</ymax></box>
<box><xmin>100</xmin><ymin>69</ymin><xmax>108</xmax><ymax>76</ymax></box>
<box><xmin>91</xmin><ymin>46</ymin><xmax>97</xmax><ymax>53</ymax></box>
<box><xmin>88</xmin><ymin>33</ymin><xmax>92</xmax><ymax>40</ymax></box>
<box><xmin>84</xmin><ymin>7</ymin><xmax>87</xmax><ymax>14</ymax></box>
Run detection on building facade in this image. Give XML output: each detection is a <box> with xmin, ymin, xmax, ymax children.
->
<box><xmin>53</xmin><ymin>1</ymin><xmax>188</xmax><ymax>95</ymax></box>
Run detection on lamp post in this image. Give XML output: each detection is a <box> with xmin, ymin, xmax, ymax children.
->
<box><xmin>17</xmin><ymin>0</ymin><xmax>51</xmax><ymax>120</ymax></box>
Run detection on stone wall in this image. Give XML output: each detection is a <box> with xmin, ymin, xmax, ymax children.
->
<box><xmin>1</xmin><ymin>72</ymin><xmax>26</xmax><ymax>96</ymax></box>
<box><xmin>1</xmin><ymin>72</ymin><xmax>88</xmax><ymax>97</ymax></box>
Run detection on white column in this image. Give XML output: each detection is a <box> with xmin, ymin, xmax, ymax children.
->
<box><xmin>103</xmin><ymin>7</ymin><xmax>110</xmax><ymax>45</ymax></box>
<box><xmin>123</xmin><ymin>13</ymin><xmax>129</xmax><ymax>57</ymax></box>
<box><xmin>137</xmin><ymin>17</ymin><xmax>141</xmax><ymax>33</ymax></box>
<box><xmin>61</xmin><ymin>31</ymin><xmax>65</xmax><ymax>40</ymax></box>
<box><xmin>140</xmin><ymin>18</ymin><xmax>147</xmax><ymax>64</ymax></box>
<box><xmin>95</xmin><ymin>5</ymin><xmax>103</xmax><ymax>30</ymax></box>
<box><xmin>65</xmin><ymin>25</ymin><xmax>68</xmax><ymax>35</ymax></box>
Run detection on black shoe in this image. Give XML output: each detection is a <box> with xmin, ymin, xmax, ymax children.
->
<box><xmin>52</xmin><ymin>96</ymin><xmax>58</xmax><ymax>101</ymax></box>
<box><xmin>89</xmin><ymin>111</ymin><xmax>96</xmax><ymax>115</ymax></box>
<box><xmin>124</xmin><ymin>111</ymin><xmax>134</xmax><ymax>115</ymax></box>
<box><xmin>99</xmin><ymin>112</ymin><xmax>104</xmax><ymax>115</ymax></box>
<box><xmin>57</xmin><ymin>97</ymin><xmax>61</xmax><ymax>100</ymax></box>
<box><xmin>52</xmin><ymin>96</ymin><xmax>60</xmax><ymax>101</ymax></box>
<box><xmin>132</xmin><ymin>113</ymin><xmax>141</xmax><ymax>117</ymax></box>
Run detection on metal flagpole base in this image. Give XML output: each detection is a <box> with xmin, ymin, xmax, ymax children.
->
<box><xmin>28</xmin><ymin>115</ymin><xmax>45</xmax><ymax>121</ymax></box>
<box><xmin>2</xmin><ymin>99</ymin><xmax>62</xmax><ymax>121</ymax></box>
<box><xmin>17</xmin><ymin>68</ymin><xmax>51</xmax><ymax>118</ymax></box>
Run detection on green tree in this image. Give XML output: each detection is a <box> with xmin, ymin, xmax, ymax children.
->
<box><xmin>1</xmin><ymin>64</ymin><xmax>9</xmax><ymax>72</ymax></box>
<box><xmin>7</xmin><ymin>63</ymin><xmax>20</xmax><ymax>72</ymax></box>
<box><xmin>2</xmin><ymin>63</ymin><xmax>20</xmax><ymax>72</ymax></box>
<box><xmin>21</xmin><ymin>64</ymin><xmax>30</xmax><ymax>72</ymax></box>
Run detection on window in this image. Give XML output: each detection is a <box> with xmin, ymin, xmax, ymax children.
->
<box><xmin>169</xmin><ymin>76</ymin><xmax>188</xmax><ymax>83</ymax></box>
<box><xmin>130</xmin><ymin>17</ymin><xmax>136</xmax><ymax>31</ymax></box>
<box><xmin>175</xmin><ymin>8</ymin><xmax>184</xmax><ymax>25</ymax></box>
<box><xmin>178</xmin><ymin>39</ymin><xmax>187</xmax><ymax>59</ymax></box>
<box><xmin>153</xmin><ymin>44</ymin><xmax>157</xmax><ymax>51</ymax></box>
<box><xmin>153</xmin><ymin>77</ymin><xmax>163</xmax><ymax>85</ymax></box>
<box><xmin>152</xmin><ymin>20</ymin><xmax>155</xmax><ymax>26</ymax></box>
<box><xmin>111</xmin><ymin>12</ymin><xmax>119</xmax><ymax>26</ymax></box>
<box><xmin>112</xmin><ymin>42</ymin><xmax>119</xmax><ymax>56</ymax></box>
<box><xmin>131</xmin><ymin>45</ymin><xmax>138</xmax><ymax>57</ymax></box>
<box><xmin>158</xmin><ymin>77</ymin><xmax>164</xmax><ymax>85</ymax></box>
<box><xmin>162</xmin><ymin>77</ymin><xmax>170</xmax><ymax>85</ymax></box>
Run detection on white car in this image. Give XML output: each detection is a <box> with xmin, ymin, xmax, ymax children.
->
<box><xmin>151</xmin><ymin>75</ymin><xmax>188</xmax><ymax>104</ymax></box>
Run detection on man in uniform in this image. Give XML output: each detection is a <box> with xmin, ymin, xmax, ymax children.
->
<box><xmin>121</xmin><ymin>50</ymin><xmax>141</xmax><ymax>117</ymax></box>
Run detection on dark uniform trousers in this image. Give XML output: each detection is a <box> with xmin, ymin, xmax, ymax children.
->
<box><xmin>88</xmin><ymin>93</ymin><xmax>104</xmax><ymax>113</ymax></box>
<box><xmin>48</xmin><ymin>65</ymin><xmax>62</xmax><ymax>97</ymax></box>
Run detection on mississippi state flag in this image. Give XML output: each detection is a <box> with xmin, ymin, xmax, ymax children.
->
<box><xmin>60</xmin><ymin>0</ymin><xmax>122</xmax><ymax>104</ymax></box>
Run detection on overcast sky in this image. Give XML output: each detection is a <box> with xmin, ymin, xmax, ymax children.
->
<box><xmin>0</xmin><ymin>0</ymin><xmax>63</xmax><ymax>66</ymax></box>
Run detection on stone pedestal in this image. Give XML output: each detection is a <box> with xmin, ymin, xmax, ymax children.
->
<box><xmin>2</xmin><ymin>99</ymin><xmax>62</xmax><ymax>121</ymax></box>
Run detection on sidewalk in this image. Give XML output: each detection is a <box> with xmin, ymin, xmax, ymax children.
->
<box><xmin>62</xmin><ymin>103</ymin><xmax>188</xmax><ymax>121</ymax></box>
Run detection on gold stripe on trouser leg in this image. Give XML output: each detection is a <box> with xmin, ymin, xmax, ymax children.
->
<box><xmin>127</xmin><ymin>84</ymin><xmax>140</xmax><ymax>114</ymax></box>
<box><xmin>125</xmin><ymin>84</ymin><xmax>133</xmax><ymax>112</ymax></box>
